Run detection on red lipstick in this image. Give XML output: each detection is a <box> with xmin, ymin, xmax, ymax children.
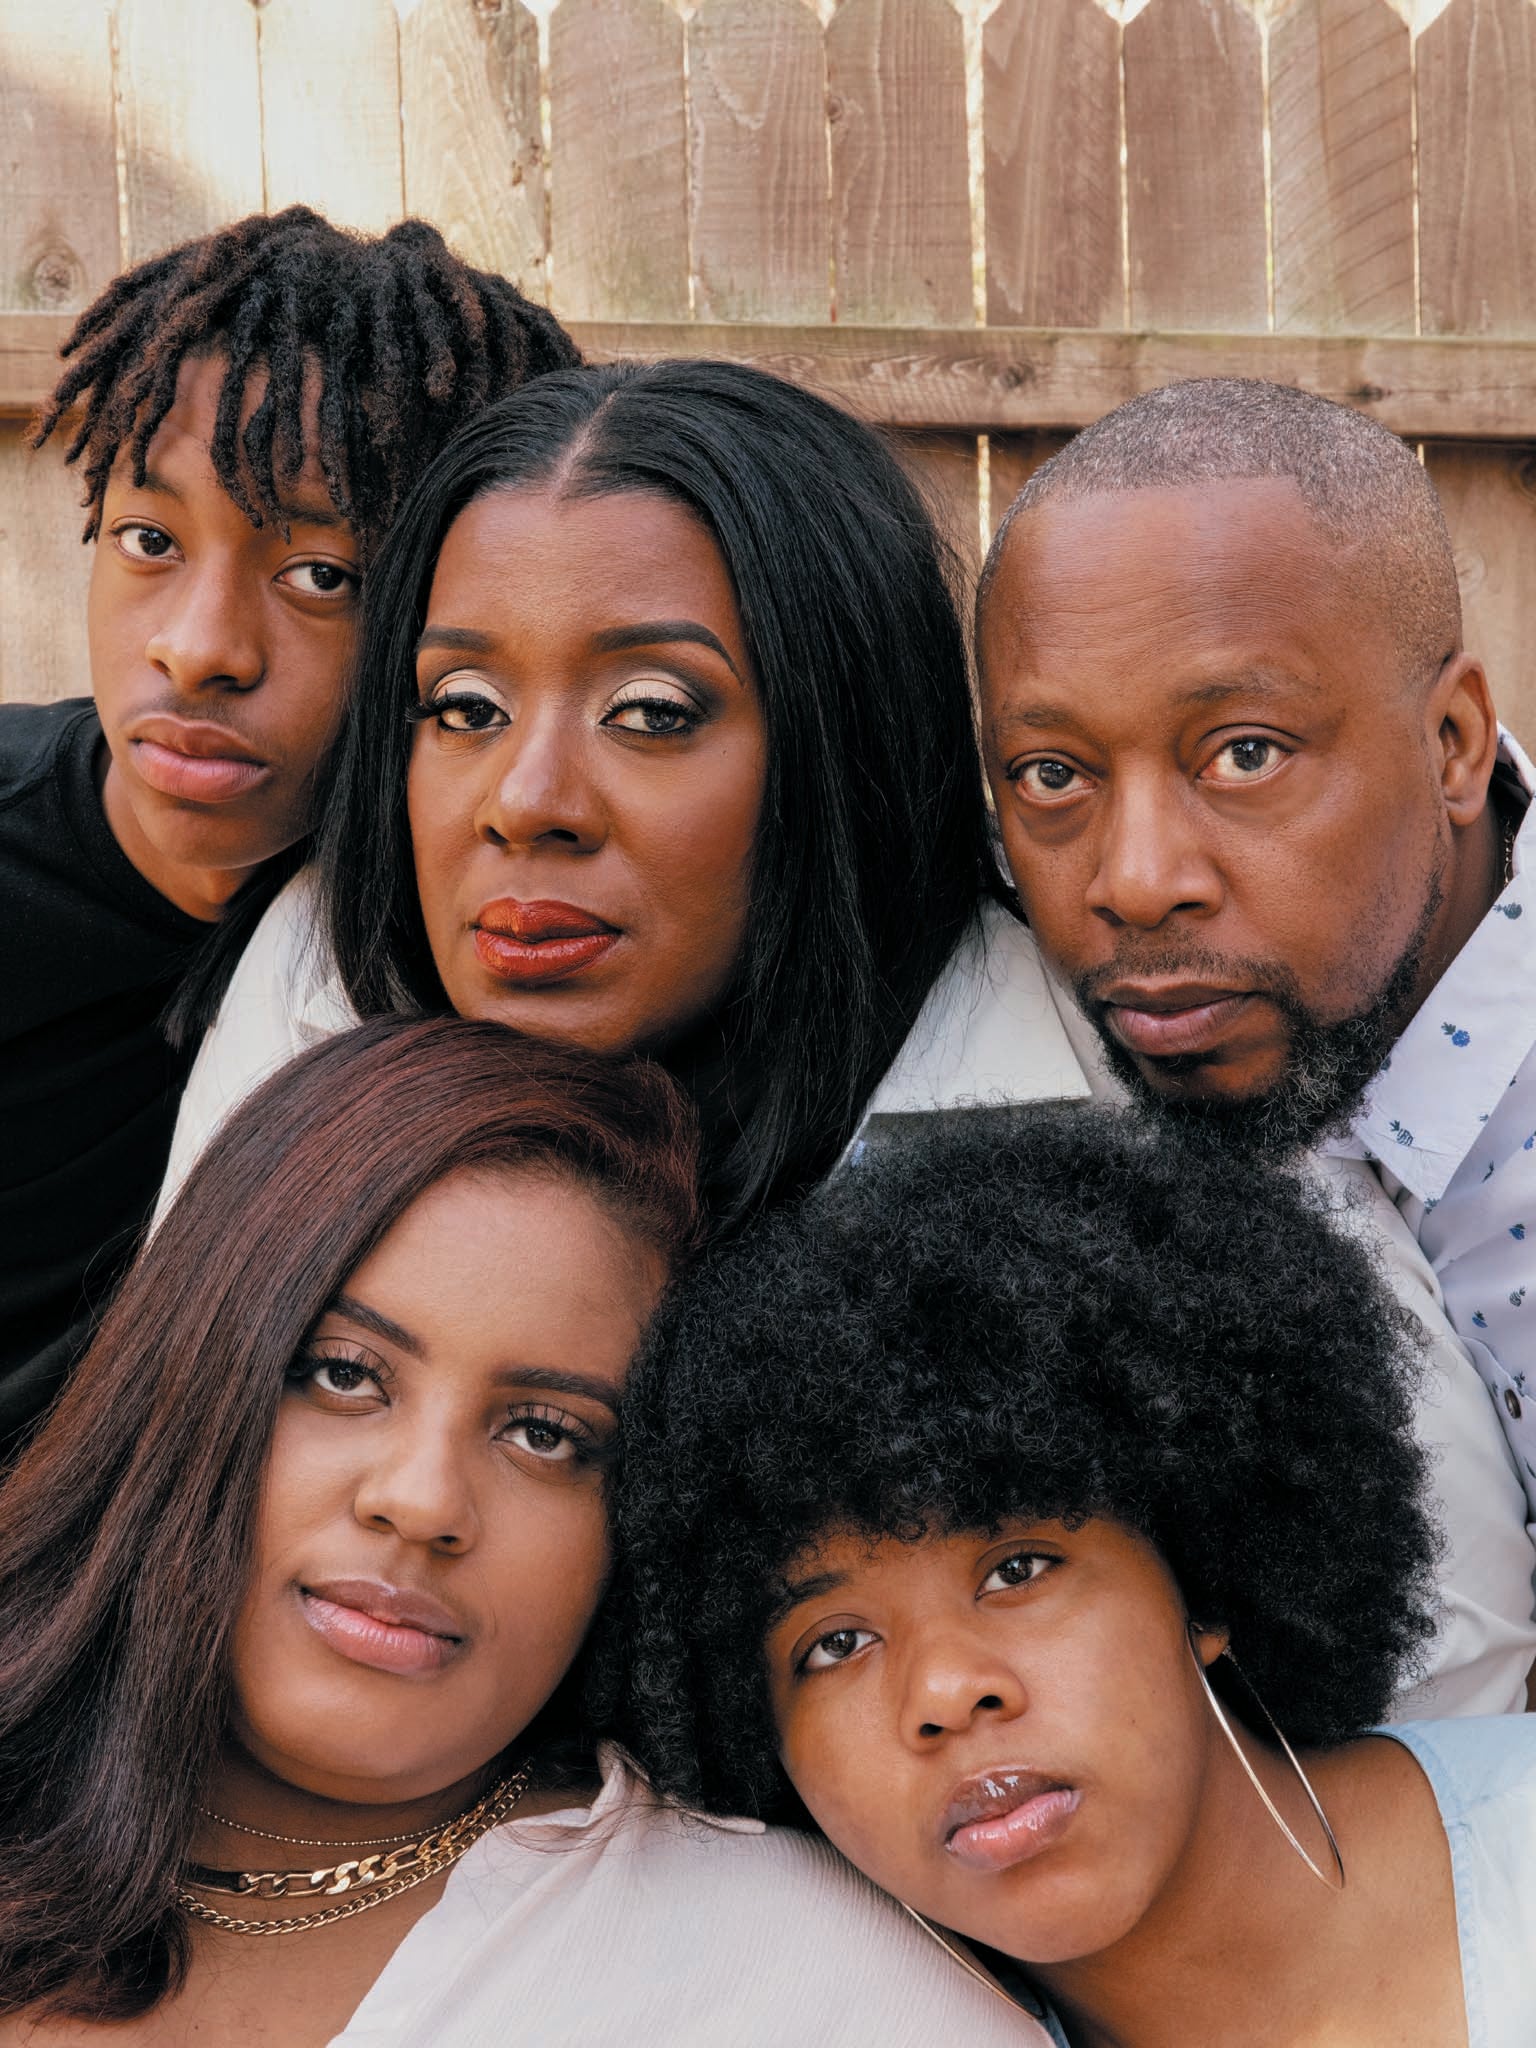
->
<box><xmin>299</xmin><ymin>1578</ymin><xmax>466</xmax><ymax>1678</ymax></box>
<box><xmin>941</xmin><ymin>1767</ymin><xmax>1082</xmax><ymax>1873</ymax></box>
<box><xmin>129</xmin><ymin>715</ymin><xmax>270</xmax><ymax>804</ymax></box>
<box><xmin>473</xmin><ymin>899</ymin><xmax>620</xmax><ymax>987</ymax></box>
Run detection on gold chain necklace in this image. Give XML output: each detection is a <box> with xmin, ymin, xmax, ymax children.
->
<box><xmin>198</xmin><ymin>1806</ymin><xmax>420</xmax><ymax>1850</ymax></box>
<box><xmin>179</xmin><ymin>1763</ymin><xmax>530</xmax><ymax>1938</ymax></box>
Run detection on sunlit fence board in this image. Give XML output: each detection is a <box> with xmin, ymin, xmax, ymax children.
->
<box><xmin>401</xmin><ymin>0</ymin><xmax>546</xmax><ymax>301</ymax></box>
<box><xmin>1417</xmin><ymin>0</ymin><xmax>1536</xmax><ymax>338</ymax></box>
<box><xmin>259</xmin><ymin>0</ymin><xmax>404</xmax><ymax>233</ymax></box>
<box><xmin>689</xmin><ymin>0</ymin><xmax>829</xmax><ymax>324</ymax></box>
<box><xmin>115</xmin><ymin>0</ymin><xmax>264</xmax><ymax>262</ymax></box>
<box><xmin>1269</xmin><ymin>0</ymin><xmax>1415</xmax><ymax>334</ymax></box>
<box><xmin>826</xmin><ymin>0</ymin><xmax>971</xmax><ymax>325</ymax></box>
<box><xmin>1123</xmin><ymin>0</ymin><xmax>1267</xmax><ymax>331</ymax></box>
<box><xmin>0</xmin><ymin>0</ymin><xmax>118</xmax><ymax>316</ymax></box>
<box><xmin>548</xmin><ymin>0</ymin><xmax>689</xmax><ymax>322</ymax></box>
<box><xmin>984</xmin><ymin>0</ymin><xmax>1122</xmax><ymax>330</ymax></box>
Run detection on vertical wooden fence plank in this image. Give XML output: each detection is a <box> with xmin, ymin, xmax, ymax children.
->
<box><xmin>896</xmin><ymin>431</ymin><xmax>981</xmax><ymax>586</ymax></box>
<box><xmin>1269</xmin><ymin>0</ymin><xmax>1414</xmax><ymax>333</ymax></box>
<box><xmin>401</xmin><ymin>0</ymin><xmax>546</xmax><ymax>294</ymax></box>
<box><xmin>548</xmin><ymin>0</ymin><xmax>689</xmax><ymax>322</ymax></box>
<box><xmin>688</xmin><ymin>0</ymin><xmax>829</xmax><ymax>324</ymax></box>
<box><xmin>983</xmin><ymin>0</ymin><xmax>1121</xmax><ymax>330</ymax></box>
<box><xmin>1425</xmin><ymin>443</ymin><xmax>1536</xmax><ymax>751</ymax></box>
<box><xmin>1123</xmin><ymin>0</ymin><xmax>1266</xmax><ymax>331</ymax></box>
<box><xmin>826</xmin><ymin>0</ymin><xmax>971</xmax><ymax>326</ymax></box>
<box><xmin>1417</xmin><ymin>0</ymin><xmax>1536</xmax><ymax>338</ymax></box>
<box><xmin>260</xmin><ymin>0</ymin><xmax>404</xmax><ymax>233</ymax></box>
<box><xmin>116</xmin><ymin>0</ymin><xmax>263</xmax><ymax>263</ymax></box>
<box><xmin>0</xmin><ymin>0</ymin><xmax>118</xmax><ymax>313</ymax></box>
<box><xmin>0</xmin><ymin>428</ymin><xmax>92</xmax><ymax>704</ymax></box>
<box><xmin>988</xmin><ymin>432</ymin><xmax>1074</xmax><ymax>538</ymax></box>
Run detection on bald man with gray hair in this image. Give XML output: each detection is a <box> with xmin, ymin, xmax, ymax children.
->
<box><xmin>967</xmin><ymin>377</ymin><xmax>1536</xmax><ymax>1716</ymax></box>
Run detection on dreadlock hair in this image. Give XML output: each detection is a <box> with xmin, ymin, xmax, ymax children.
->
<box><xmin>31</xmin><ymin>205</ymin><xmax>581</xmax><ymax>557</ymax></box>
<box><xmin>32</xmin><ymin>208</ymin><xmax>580</xmax><ymax>1048</ymax></box>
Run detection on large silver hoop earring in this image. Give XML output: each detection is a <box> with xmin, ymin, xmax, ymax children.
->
<box><xmin>1187</xmin><ymin>1627</ymin><xmax>1346</xmax><ymax>1892</ymax></box>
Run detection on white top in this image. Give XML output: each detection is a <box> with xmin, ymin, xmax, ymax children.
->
<box><xmin>1327</xmin><ymin>731</ymin><xmax>1536</xmax><ymax>1521</ymax></box>
<box><xmin>331</xmin><ymin>1749</ymin><xmax>1040</xmax><ymax>2047</ymax></box>
<box><xmin>161</xmin><ymin>876</ymin><xmax>1536</xmax><ymax>1714</ymax></box>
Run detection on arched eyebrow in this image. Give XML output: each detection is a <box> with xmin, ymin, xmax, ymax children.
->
<box><xmin>417</xmin><ymin>625</ymin><xmax>497</xmax><ymax>656</ymax></box>
<box><xmin>489</xmin><ymin>1365</ymin><xmax>621</xmax><ymax>1415</ymax></box>
<box><xmin>589</xmin><ymin>620</ymin><xmax>741</xmax><ymax>680</ymax></box>
<box><xmin>326</xmin><ymin>1292</ymin><xmax>419</xmax><ymax>1354</ymax></box>
<box><xmin>316</xmin><ymin>1301</ymin><xmax>622</xmax><ymax>1414</ymax></box>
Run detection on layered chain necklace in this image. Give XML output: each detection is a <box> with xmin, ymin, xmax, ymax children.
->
<box><xmin>179</xmin><ymin>1762</ymin><xmax>530</xmax><ymax>1937</ymax></box>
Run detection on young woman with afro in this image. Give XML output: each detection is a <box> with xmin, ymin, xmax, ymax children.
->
<box><xmin>602</xmin><ymin>1105</ymin><xmax>1536</xmax><ymax>2047</ymax></box>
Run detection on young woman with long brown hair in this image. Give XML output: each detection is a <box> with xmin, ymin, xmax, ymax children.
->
<box><xmin>0</xmin><ymin>1018</ymin><xmax>1037</xmax><ymax>2047</ymax></box>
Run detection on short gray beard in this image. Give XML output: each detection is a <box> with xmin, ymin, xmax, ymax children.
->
<box><xmin>1076</xmin><ymin>874</ymin><xmax>1445</xmax><ymax>1160</ymax></box>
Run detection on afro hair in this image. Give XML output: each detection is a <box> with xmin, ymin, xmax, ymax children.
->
<box><xmin>596</xmin><ymin>1102</ymin><xmax>1441</xmax><ymax>1818</ymax></box>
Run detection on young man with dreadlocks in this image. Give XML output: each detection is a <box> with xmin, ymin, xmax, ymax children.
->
<box><xmin>0</xmin><ymin>206</ymin><xmax>579</xmax><ymax>1443</ymax></box>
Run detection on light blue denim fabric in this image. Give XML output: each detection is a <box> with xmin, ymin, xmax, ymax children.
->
<box><xmin>1010</xmin><ymin>1716</ymin><xmax>1536</xmax><ymax>2047</ymax></box>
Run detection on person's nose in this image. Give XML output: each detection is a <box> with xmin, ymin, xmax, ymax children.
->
<box><xmin>1085</xmin><ymin>775</ymin><xmax>1223</xmax><ymax>931</ymax></box>
<box><xmin>352</xmin><ymin>1421</ymin><xmax>479</xmax><ymax>1556</ymax></box>
<box><xmin>898</xmin><ymin>1628</ymin><xmax>1028</xmax><ymax>1746</ymax></box>
<box><xmin>142</xmin><ymin>559</ymin><xmax>265</xmax><ymax>696</ymax></box>
<box><xmin>473</xmin><ymin>714</ymin><xmax>606</xmax><ymax>855</ymax></box>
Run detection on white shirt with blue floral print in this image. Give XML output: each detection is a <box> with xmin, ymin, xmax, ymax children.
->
<box><xmin>1332</xmin><ymin>730</ymin><xmax>1536</xmax><ymax>1519</ymax></box>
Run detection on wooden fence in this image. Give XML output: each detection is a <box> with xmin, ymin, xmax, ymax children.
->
<box><xmin>1</xmin><ymin>0</ymin><xmax>1534</xmax><ymax>739</ymax></box>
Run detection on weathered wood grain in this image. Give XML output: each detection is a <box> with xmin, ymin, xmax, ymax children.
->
<box><xmin>984</xmin><ymin>0</ymin><xmax>1122</xmax><ymax>329</ymax></box>
<box><xmin>548</xmin><ymin>0</ymin><xmax>689</xmax><ymax>322</ymax></box>
<box><xmin>688</xmin><ymin>0</ymin><xmax>829</xmax><ymax>323</ymax></box>
<box><xmin>0</xmin><ymin>0</ymin><xmax>118</xmax><ymax>315</ymax></box>
<box><xmin>259</xmin><ymin>0</ymin><xmax>404</xmax><ymax>233</ymax></box>
<box><xmin>1269</xmin><ymin>0</ymin><xmax>1414</xmax><ymax>334</ymax></box>
<box><xmin>895</xmin><ymin>431</ymin><xmax>982</xmax><ymax>581</ymax></box>
<box><xmin>401</xmin><ymin>0</ymin><xmax>546</xmax><ymax>294</ymax></box>
<box><xmin>0</xmin><ymin>425</ymin><xmax>91</xmax><ymax>703</ymax></box>
<box><xmin>1425</xmin><ymin>442</ymin><xmax>1536</xmax><ymax>749</ymax></box>
<box><xmin>115</xmin><ymin>0</ymin><xmax>263</xmax><ymax>263</ymax></box>
<box><xmin>1123</xmin><ymin>0</ymin><xmax>1267</xmax><ymax>331</ymax></box>
<box><xmin>1417</xmin><ymin>0</ymin><xmax>1536</xmax><ymax>338</ymax></box>
<box><xmin>826</xmin><ymin>0</ymin><xmax>971</xmax><ymax>325</ymax></box>
<box><xmin>12</xmin><ymin>313</ymin><xmax>1536</xmax><ymax>443</ymax></box>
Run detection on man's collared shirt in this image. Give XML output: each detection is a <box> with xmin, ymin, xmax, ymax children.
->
<box><xmin>1332</xmin><ymin>731</ymin><xmax>1536</xmax><ymax>1514</ymax></box>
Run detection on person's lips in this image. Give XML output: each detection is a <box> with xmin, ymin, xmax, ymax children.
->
<box><xmin>941</xmin><ymin>1767</ymin><xmax>1082</xmax><ymax>1874</ymax></box>
<box><xmin>473</xmin><ymin>898</ymin><xmax>620</xmax><ymax>988</ymax></box>
<box><xmin>298</xmin><ymin>1577</ymin><xmax>467</xmax><ymax>1677</ymax></box>
<box><xmin>127</xmin><ymin>715</ymin><xmax>270</xmax><ymax>804</ymax></box>
<box><xmin>1099</xmin><ymin>981</ymin><xmax>1256</xmax><ymax>1061</ymax></box>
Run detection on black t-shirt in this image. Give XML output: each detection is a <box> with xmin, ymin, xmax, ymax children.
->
<box><xmin>0</xmin><ymin>698</ymin><xmax>204</xmax><ymax>1441</ymax></box>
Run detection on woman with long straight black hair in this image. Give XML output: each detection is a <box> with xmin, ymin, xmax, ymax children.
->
<box><xmin>159</xmin><ymin>360</ymin><xmax>1084</xmax><ymax>1229</ymax></box>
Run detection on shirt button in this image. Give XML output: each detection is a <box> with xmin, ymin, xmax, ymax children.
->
<box><xmin>1505</xmin><ymin>1388</ymin><xmax>1523</xmax><ymax>1421</ymax></box>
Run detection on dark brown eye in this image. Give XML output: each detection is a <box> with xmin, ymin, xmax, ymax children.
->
<box><xmin>1205</xmin><ymin>736</ymin><xmax>1284</xmax><ymax>784</ymax></box>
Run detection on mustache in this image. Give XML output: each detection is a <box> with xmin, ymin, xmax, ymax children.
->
<box><xmin>1074</xmin><ymin>949</ymin><xmax>1307</xmax><ymax>1020</ymax></box>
